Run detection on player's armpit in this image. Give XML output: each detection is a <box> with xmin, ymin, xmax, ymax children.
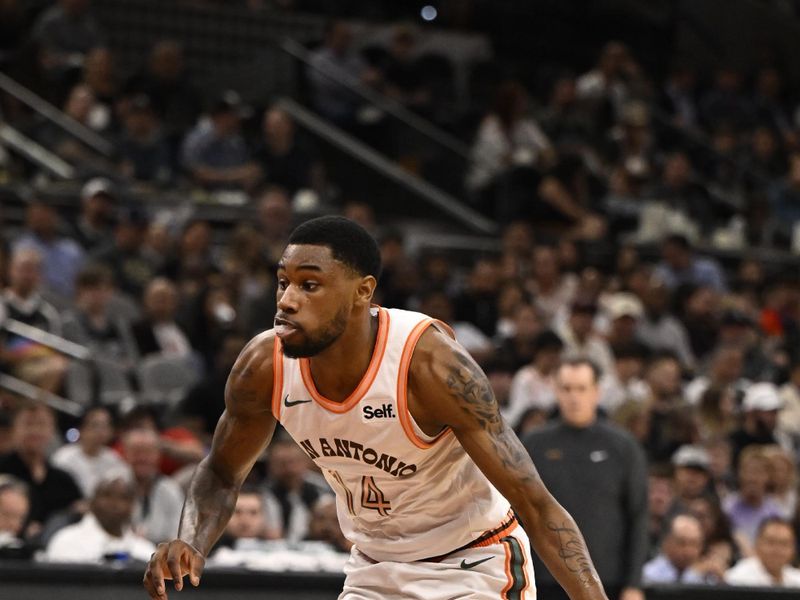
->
<box><xmin>408</xmin><ymin>329</ymin><xmax>608</xmax><ymax>600</ymax></box>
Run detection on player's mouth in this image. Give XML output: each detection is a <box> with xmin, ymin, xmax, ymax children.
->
<box><xmin>274</xmin><ymin>316</ymin><xmax>301</xmax><ymax>338</ymax></box>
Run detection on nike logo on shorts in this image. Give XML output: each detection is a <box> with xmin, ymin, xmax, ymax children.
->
<box><xmin>460</xmin><ymin>556</ymin><xmax>494</xmax><ymax>569</ymax></box>
<box><xmin>284</xmin><ymin>394</ymin><xmax>312</xmax><ymax>407</ymax></box>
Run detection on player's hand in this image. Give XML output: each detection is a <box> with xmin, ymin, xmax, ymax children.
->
<box><xmin>143</xmin><ymin>540</ymin><xmax>205</xmax><ymax>599</ymax></box>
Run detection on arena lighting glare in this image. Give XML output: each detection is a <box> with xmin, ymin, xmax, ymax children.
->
<box><xmin>421</xmin><ymin>5</ymin><xmax>437</xmax><ymax>21</ymax></box>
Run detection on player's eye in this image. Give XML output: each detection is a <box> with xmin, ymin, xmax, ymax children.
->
<box><xmin>277</xmin><ymin>279</ymin><xmax>288</xmax><ymax>290</ymax></box>
<box><xmin>302</xmin><ymin>281</ymin><xmax>319</xmax><ymax>291</ymax></box>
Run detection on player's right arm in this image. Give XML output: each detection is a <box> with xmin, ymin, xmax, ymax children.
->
<box><xmin>143</xmin><ymin>333</ymin><xmax>278</xmax><ymax>600</ymax></box>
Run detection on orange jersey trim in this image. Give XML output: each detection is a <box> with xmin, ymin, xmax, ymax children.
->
<box><xmin>501</xmin><ymin>539</ymin><xmax>514</xmax><ymax>599</ymax></box>
<box><xmin>271</xmin><ymin>336</ymin><xmax>284</xmax><ymax>421</ymax></box>
<box><xmin>468</xmin><ymin>515</ymin><xmax>519</xmax><ymax>549</ymax></box>
<box><xmin>300</xmin><ymin>307</ymin><xmax>390</xmax><ymax>413</ymax></box>
<box><xmin>397</xmin><ymin>318</ymin><xmax>453</xmax><ymax>450</ymax></box>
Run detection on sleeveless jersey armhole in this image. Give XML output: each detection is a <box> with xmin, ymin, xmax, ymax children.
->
<box><xmin>271</xmin><ymin>337</ymin><xmax>284</xmax><ymax>421</ymax></box>
<box><xmin>397</xmin><ymin>319</ymin><xmax>454</xmax><ymax>450</ymax></box>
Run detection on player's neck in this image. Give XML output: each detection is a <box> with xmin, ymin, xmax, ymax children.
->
<box><xmin>307</xmin><ymin>309</ymin><xmax>379</xmax><ymax>403</ymax></box>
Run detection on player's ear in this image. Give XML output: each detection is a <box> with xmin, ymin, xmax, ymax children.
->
<box><xmin>354</xmin><ymin>275</ymin><xmax>377</xmax><ymax>307</ymax></box>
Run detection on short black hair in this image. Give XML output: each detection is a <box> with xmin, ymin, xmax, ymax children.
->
<box><xmin>287</xmin><ymin>216</ymin><xmax>381</xmax><ymax>279</ymax></box>
<box><xmin>558</xmin><ymin>356</ymin><xmax>602</xmax><ymax>382</ymax></box>
<box><xmin>532</xmin><ymin>330</ymin><xmax>564</xmax><ymax>356</ymax></box>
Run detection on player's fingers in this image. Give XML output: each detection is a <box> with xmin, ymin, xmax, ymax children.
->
<box><xmin>144</xmin><ymin>556</ymin><xmax>168</xmax><ymax>600</ymax></box>
<box><xmin>165</xmin><ymin>547</ymin><xmax>185</xmax><ymax>591</ymax></box>
<box><xmin>189</xmin><ymin>552</ymin><xmax>205</xmax><ymax>587</ymax></box>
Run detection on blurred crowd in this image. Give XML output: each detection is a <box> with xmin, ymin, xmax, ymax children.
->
<box><xmin>0</xmin><ymin>0</ymin><xmax>800</xmax><ymax>591</ymax></box>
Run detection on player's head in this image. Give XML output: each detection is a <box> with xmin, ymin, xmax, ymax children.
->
<box><xmin>275</xmin><ymin>216</ymin><xmax>381</xmax><ymax>358</ymax></box>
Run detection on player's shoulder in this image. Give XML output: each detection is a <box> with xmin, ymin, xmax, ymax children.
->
<box><xmin>230</xmin><ymin>329</ymin><xmax>279</xmax><ymax>381</ymax></box>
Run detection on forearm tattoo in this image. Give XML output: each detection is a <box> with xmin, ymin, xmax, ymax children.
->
<box><xmin>444</xmin><ymin>351</ymin><xmax>537</xmax><ymax>484</ymax></box>
<box><xmin>547</xmin><ymin>521</ymin><xmax>600</xmax><ymax>588</ymax></box>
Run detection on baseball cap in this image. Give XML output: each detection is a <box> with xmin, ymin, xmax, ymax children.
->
<box><xmin>742</xmin><ymin>382</ymin><xmax>783</xmax><ymax>412</ymax></box>
<box><xmin>672</xmin><ymin>444</ymin><xmax>711</xmax><ymax>471</ymax></box>
<box><xmin>606</xmin><ymin>293</ymin><xmax>644</xmax><ymax>320</ymax></box>
<box><xmin>210</xmin><ymin>90</ymin><xmax>252</xmax><ymax>118</ymax></box>
<box><xmin>81</xmin><ymin>177</ymin><xmax>116</xmax><ymax>201</ymax></box>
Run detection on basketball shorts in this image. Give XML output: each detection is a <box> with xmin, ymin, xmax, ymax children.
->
<box><xmin>339</xmin><ymin>526</ymin><xmax>536</xmax><ymax>600</ymax></box>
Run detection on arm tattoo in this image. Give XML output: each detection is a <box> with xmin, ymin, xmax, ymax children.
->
<box><xmin>547</xmin><ymin>521</ymin><xmax>600</xmax><ymax>588</ymax></box>
<box><xmin>444</xmin><ymin>351</ymin><xmax>537</xmax><ymax>483</ymax></box>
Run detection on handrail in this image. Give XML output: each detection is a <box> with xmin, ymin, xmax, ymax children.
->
<box><xmin>0</xmin><ymin>373</ymin><xmax>83</xmax><ymax>417</ymax></box>
<box><xmin>0</xmin><ymin>72</ymin><xmax>114</xmax><ymax>157</ymax></box>
<box><xmin>3</xmin><ymin>319</ymin><xmax>91</xmax><ymax>361</ymax></box>
<box><xmin>280</xmin><ymin>37</ymin><xmax>472</xmax><ymax>161</ymax></box>
<box><xmin>276</xmin><ymin>97</ymin><xmax>498</xmax><ymax>235</ymax></box>
<box><xmin>0</xmin><ymin>123</ymin><xmax>76</xmax><ymax>179</ymax></box>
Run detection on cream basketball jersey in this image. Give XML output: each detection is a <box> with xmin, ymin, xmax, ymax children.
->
<box><xmin>272</xmin><ymin>307</ymin><xmax>511</xmax><ymax>562</ymax></box>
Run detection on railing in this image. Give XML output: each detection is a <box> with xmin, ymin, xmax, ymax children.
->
<box><xmin>0</xmin><ymin>72</ymin><xmax>113</xmax><ymax>158</ymax></box>
<box><xmin>0</xmin><ymin>123</ymin><xmax>76</xmax><ymax>179</ymax></box>
<box><xmin>276</xmin><ymin>97</ymin><xmax>497</xmax><ymax>234</ymax></box>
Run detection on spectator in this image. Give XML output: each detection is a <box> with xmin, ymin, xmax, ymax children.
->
<box><xmin>723</xmin><ymin>445</ymin><xmax>786</xmax><ymax>554</ymax></box>
<box><xmin>768</xmin><ymin>153</ymin><xmax>800</xmax><ymax>243</ymax></box>
<box><xmin>778</xmin><ymin>359</ymin><xmax>800</xmax><ymax>440</ymax></box>
<box><xmin>725</xmin><ymin>517</ymin><xmax>800</xmax><ymax>587</ymax></box>
<box><xmin>505</xmin><ymin>330</ymin><xmax>563</xmax><ymax>426</ymax></box>
<box><xmin>659</xmin><ymin>64</ymin><xmax>699</xmax><ymax>131</ymax></box>
<box><xmin>380</xmin><ymin>25</ymin><xmax>431</xmax><ymax>115</ymax></box>
<box><xmin>699</xmin><ymin>67</ymin><xmax>753</xmax><ymax>132</ymax></box>
<box><xmin>118</xmin><ymin>94</ymin><xmax>173</xmax><ymax>184</ymax></box>
<box><xmin>12</xmin><ymin>201</ymin><xmax>85</xmax><ymax>301</ymax></box>
<box><xmin>465</xmin><ymin>80</ymin><xmax>553</xmax><ymax>205</ymax></box>
<box><xmin>730</xmin><ymin>383</ymin><xmax>793</xmax><ymax>465</ymax></box>
<box><xmin>43</xmin><ymin>470</ymin><xmax>155</xmax><ymax>563</ymax></box>
<box><xmin>669</xmin><ymin>445</ymin><xmax>715</xmax><ymax>514</ymax></box>
<box><xmin>527</xmin><ymin>244</ymin><xmax>578</xmax><ymax>324</ymax></box>
<box><xmin>680</xmin><ymin>286</ymin><xmax>720</xmax><ymax>363</ymax></box>
<box><xmin>637</xmin><ymin>277</ymin><xmax>695</xmax><ymax>371</ymax></box>
<box><xmin>453</xmin><ymin>258</ymin><xmax>501</xmax><ymax>337</ymax></box>
<box><xmin>181</xmin><ymin>90</ymin><xmax>260</xmax><ymax>190</ymax></box>
<box><xmin>643</xmin><ymin>353</ymin><xmax>692</xmax><ymax>462</ymax></box>
<box><xmin>92</xmin><ymin>206</ymin><xmax>156</xmax><ymax>299</ymax></box>
<box><xmin>685</xmin><ymin>345</ymin><xmax>749</xmax><ymax>406</ymax></box>
<box><xmin>556</xmin><ymin>298</ymin><xmax>614</xmax><ymax>376</ymax></box>
<box><xmin>599</xmin><ymin>343</ymin><xmax>650</xmax><ymax>414</ymax></box>
<box><xmin>695</xmin><ymin>386</ymin><xmax>738</xmax><ymax>442</ymax></box>
<box><xmin>538</xmin><ymin>72</ymin><xmax>596</xmax><ymax>150</ymax></box>
<box><xmin>648</xmin><ymin>152</ymin><xmax>716</xmax><ymax>235</ymax></box>
<box><xmin>522</xmin><ymin>358</ymin><xmax>648</xmax><ymax>600</ymax></box>
<box><xmin>50</xmin><ymin>406</ymin><xmax>127</xmax><ymax>497</ymax></box>
<box><xmin>417</xmin><ymin>290</ymin><xmax>494</xmax><ymax>365</ymax></box>
<box><xmin>763</xmin><ymin>445</ymin><xmax>797</xmax><ymax>518</ymax></box>
<box><xmin>642</xmin><ymin>513</ymin><xmax>709</xmax><ymax>584</ymax></box>
<box><xmin>31</xmin><ymin>0</ymin><xmax>106</xmax><ymax>84</ymax></box>
<box><xmin>307</xmin><ymin>20</ymin><xmax>376</xmax><ymax>127</ymax></box>
<box><xmin>160</xmin><ymin>220</ymin><xmax>219</xmax><ymax>285</ymax></box>
<box><xmin>716</xmin><ymin>309</ymin><xmax>774</xmax><ymax>382</ymax></box>
<box><xmin>253</xmin><ymin>106</ymin><xmax>323</xmax><ymax>195</ymax></box>
<box><xmin>576</xmin><ymin>41</ymin><xmax>638</xmax><ymax>120</ymax></box>
<box><xmin>0</xmin><ymin>403</ymin><xmax>83</xmax><ymax>542</ymax></box>
<box><xmin>61</xmin><ymin>263</ymin><xmax>138</xmax><ymax>376</ymax></box>
<box><xmin>131</xmin><ymin>277</ymin><xmax>192</xmax><ymax>360</ymax></box>
<box><xmin>120</xmin><ymin>428</ymin><xmax>184</xmax><ymax>544</ymax></box>
<box><xmin>305</xmin><ymin>495</ymin><xmax>352</xmax><ymax>554</ymax></box>
<box><xmin>80</xmin><ymin>46</ymin><xmax>117</xmax><ymax>106</ymax></box>
<box><xmin>603</xmin><ymin>292</ymin><xmax>646</xmax><ymax>350</ymax></box>
<box><xmin>653</xmin><ymin>234</ymin><xmax>726</xmax><ymax>293</ymax></box>
<box><xmin>216</xmin><ymin>486</ymin><xmax>280</xmax><ymax>549</ymax></box>
<box><xmin>124</xmin><ymin>40</ymin><xmax>201</xmax><ymax>139</ymax></box>
<box><xmin>686</xmin><ymin>494</ymin><xmax>738</xmax><ymax>578</ymax></box>
<box><xmin>0</xmin><ymin>475</ymin><xmax>30</xmax><ymax>558</ymax></box>
<box><xmin>648</xmin><ymin>465</ymin><xmax>675</xmax><ymax>557</ymax></box>
<box><xmin>1</xmin><ymin>247</ymin><xmax>68</xmax><ymax>392</ymax></box>
<box><xmin>262</xmin><ymin>438</ymin><xmax>331</xmax><ymax>544</ymax></box>
<box><xmin>256</xmin><ymin>186</ymin><xmax>294</xmax><ymax>267</ymax></box>
<box><xmin>71</xmin><ymin>178</ymin><xmax>116</xmax><ymax>252</ymax></box>
<box><xmin>496</xmin><ymin>302</ymin><xmax>543</xmax><ymax>371</ymax></box>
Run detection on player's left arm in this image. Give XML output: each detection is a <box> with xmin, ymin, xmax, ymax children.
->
<box><xmin>408</xmin><ymin>327</ymin><xmax>609</xmax><ymax>600</ymax></box>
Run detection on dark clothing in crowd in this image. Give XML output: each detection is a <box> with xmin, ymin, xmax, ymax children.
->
<box><xmin>522</xmin><ymin>420</ymin><xmax>649</xmax><ymax>595</ymax></box>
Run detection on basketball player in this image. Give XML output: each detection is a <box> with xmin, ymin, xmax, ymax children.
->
<box><xmin>143</xmin><ymin>216</ymin><xmax>608</xmax><ymax>600</ymax></box>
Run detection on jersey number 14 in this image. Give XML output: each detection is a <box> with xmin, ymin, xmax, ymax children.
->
<box><xmin>330</xmin><ymin>470</ymin><xmax>392</xmax><ymax>517</ymax></box>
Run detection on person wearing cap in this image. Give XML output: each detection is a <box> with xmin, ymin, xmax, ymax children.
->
<box><xmin>523</xmin><ymin>357</ymin><xmax>648</xmax><ymax>600</ymax></box>
<box><xmin>717</xmin><ymin>308</ymin><xmax>774</xmax><ymax>381</ymax></box>
<box><xmin>118</xmin><ymin>93</ymin><xmax>172</xmax><ymax>184</ymax></box>
<box><xmin>723</xmin><ymin>445</ymin><xmax>786</xmax><ymax>554</ymax></box>
<box><xmin>730</xmin><ymin>382</ymin><xmax>794</xmax><ymax>466</ymax></box>
<box><xmin>669</xmin><ymin>445</ymin><xmax>715</xmax><ymax>515</ymax></box>
<box><xmin>603</xmin><ymin>292</ymin><xmax>645</xmax><ymax>350</ymax></box>
<box><xmin>556</xmin><ymin>298</ymin><xmax>614</xmax><ymax>377</ymax></box>
<box><xmin>72</xmin><ymin>177</ymin><xmax>116</xmax><ymax>252</ymax></box>
<box><xmin>778</xmin><ymin>358</ymin><xmax>800</xmax><ymax>440</ymax></box>
<box><xmin>180</xmin><ymin>89</ymin><xmax>260</xmax><ymax>190</ymax></box>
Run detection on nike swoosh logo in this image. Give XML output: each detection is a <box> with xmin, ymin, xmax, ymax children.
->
<box><xmin>460</xmin><ymin>556</ymin><xmax>494</xmax><ymax>569</ymax></box>
<box><xmin>284</xmin><ymin>394</ymin><xmax>312</xmax><ymax>408</ymax></box>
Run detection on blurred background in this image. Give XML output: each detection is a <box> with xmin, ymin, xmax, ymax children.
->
<box><xmin>2</xmin><ymin>0</ymin><xmax>800</xmax><ymax>598</ymax></box>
